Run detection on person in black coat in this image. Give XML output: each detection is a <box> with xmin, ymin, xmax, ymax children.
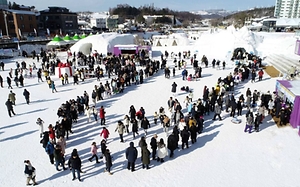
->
<box><xmin>0</xmin><ymin>75</ymin><xmax>3</xmax><ymax>88</ymax></box>
<box><xmin>24</xmin><ymin>160</ymin><xmax>37</xmax><ymax>186</ymax></box>
<box><xmin>104</xmin><ymin>149</ymin><xmax>113</xmax><ymax>175</ymax></box>
<box><xmin>19</xmin><ymin>74</ymin><xmax>24</xmax><ymax>87</ymax></box>
<box><xmin>5</xmin><ymin>99</ymin><xmax>16</xmax><ymax>117</ymax></box>
<box><xmin>129</xmin><ymin>105</ymin><xmax>136</xmax><ymax>121</ymax></box>
<box><xmin>68</xmin><ymin>149</ymin><xmax>82</xmax><ymax>181</ymax></box>
<box><xmin>150</xmin><ymin>134</ymin><xmax>158</xmax><ymax>160</ymax></box>
<box><xmin>54</xmin><ymin>145</ymin><xmax>66</xmax><ymax>171</ymax></box>
<box><xmin>61</xmin><ymin>117</ymin><xmax>72</xmax><ymax>139</ymax></box>
<box><xmin>125</xmin><ymin>142</ymin><xmax>138</xmax><ymax>172</ymax></box>
<box><xmin>171</xmin><ymin>82</ymin><xmax>177</xmax><ymax>95</ymax></box>
<box><xmin>141</xmin><ymin>117</ymin><xmax>150</xmax><ymax>135</ymax></box>
<box><xmin>181</xmin><ymin>126</ymin><xmax>190</xmax><ymax>149</ymax></box>
<box><xmin>167</xmin><ymin>133</ymin><xmax>177</xmax><ymax>158</ymax></box>
<box><xmin>23</xmin><ymin>89</ymin><xmax>30</xmax><ymax>104</ymax></box>
<box><xmin>7</xmin><ymin>76</ymin><xmax>13</xmax><ymax>89</ymax></box>
<box><xmin>40</xmin><ymin>131</ymin><xmax>49</xmax><ymax>148</ymax></box>
<box><xmin>131</xmin><ymin>119</ymin><xmax>139</xmax><ymax>138</ymax></box>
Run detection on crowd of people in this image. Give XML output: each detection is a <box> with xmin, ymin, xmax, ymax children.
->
<box><xmin>1</xmin><ymin>49</ymin><xmax>294</xmax><ymax>185</ymax></box>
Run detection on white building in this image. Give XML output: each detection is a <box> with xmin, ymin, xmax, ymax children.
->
<box><xmin>275</xmin><ymin>0</ymin><xmax>300</xmax><ymax>18</ymax></box>
<box><xmin>90</xmin><ymin>12</ymin><xmax>109</xmax><ymax>29</ymax></box>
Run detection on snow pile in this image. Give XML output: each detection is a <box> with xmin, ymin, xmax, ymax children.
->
<box><xmin>233</xmin><ymin>26</ymin><xmax>264</xmax><ymax>55</ymax></box>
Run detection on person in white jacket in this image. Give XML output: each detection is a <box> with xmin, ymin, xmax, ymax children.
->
<box><xmin>36</xmin><ymin>118</ymin><xmax>44</xmax><ymax>138</ymax></box>
<box><xmin>85</xmin><ymin>106</ymin><xmax>92</xmax><ymax>122</ymax></box>
<box><xmin>268</xmin><ymin>99</ymin><xmax>274</xmax><ymax>115</ymax></box>
<box><xmin>156</xmin><ymin>138</ymin><xmax>168</xmax><ymax>163</ymax></box>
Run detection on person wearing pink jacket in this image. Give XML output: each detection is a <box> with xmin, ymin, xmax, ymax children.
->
<box><xmin>100</xmin><ymin>127</ymin><xmax>110</xmax><ymax>141</ymax></box>
<box><xmin>88</xmin><ymin>142</ymin><xmax>100</xmax><ymax>163</ymax></box>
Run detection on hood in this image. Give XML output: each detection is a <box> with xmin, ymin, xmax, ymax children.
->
<box><xmin>129</xmin><ymin>142</ymin><xmax>134</xmax><ymax>147</ymax></box>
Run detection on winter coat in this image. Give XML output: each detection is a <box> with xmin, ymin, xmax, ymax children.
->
<box><xmin>48</xmin><ymin>128</ymin><xmax>55</xmax><ymax>140</ymax></box>
<box><xmin>85</xmin><ymin>108</ymin><xmax>92</xmax><ymax>118</ymax></box>
<box><xmin>91</xmin><ymin>145</ymin><xmax>98</xmax><ymax>155</ymax></box>
<box><xmin>171</xmin><ymin>82</ymin><xmax>177</xmax><ymax>93</ymax></box>
<box><xmin>268</xmin><ymin>100</ymin><xmax>274</xmax><ymax>110</ymax></box>
<box><xmin>246</xmin><ymin>115</ymin><xmax>254</xmax><ymax>126</ymax></box>
<box><xmin>167</xmin><ymin>134</ymin><xmax>178</xmax><ymax>151</ymax></box>
<box><xmin>100</xmin><ymin>129</ymin><xmax>110</xmax><ymax>139</ymax></box>
<box><xmin>125</xmin><ymin>142</ymin><xmax>138</xmax><ymax>162</ymax></box>
<box><xmin>181</xmin><ymin>129</ymin><xmax>190</xmax><ymax>142</ymax></box>
<box><xmin>23</xmin><ymin>89</ymin><xmax>30</xmax><ymax>99</ymax></box>
<box><xmin>104</xmin><ymin>152</ymin><xmax>112</xmax><ymax>168</ymax></box>
<box><xmin>150</xmin><ymin>137</ymin><xmax>157</xmax><ymax>149</ymax></box>
<box><xmin>24</xmin><ymin>164</ymin><xmax>36</xmax><ymax>177</ymax></box>
<box><xmin>99</xmin><ymin>108</ymin><xmax>105</xmax><ymax>119</ymax></box>
<box><xmin>141</xmin><ymin>118</ymin><xmax>150</xmax><ymax>129</ymax></box>
<box><xmin>8</xmin><ymin>92</ymin><xmax>16</xmax><ymax>103</ymax></box>
<box><xmin>5</xmin><ymin>100</ymin><xmax>13</xmax><ymax>110</ymax></box>
<box><xmin>141</xmin><ymin>146</ymin><xmax>150</xmax><ymax>165</ymax></box>
<box><xmin>101</xmin><ymin>140</ymin><xmax>107</xmax><ymax>154</ymax></box>
<box><xmin>54</xmin><ymin>148</ymin><xmax>63</xmax><ymax>161</ymax></box>
<box><xmin>157</xmin><ymin>143</ymin><xmax>168</xmax><ymax>158</ymax></box>
<box><xmin>129</xmin><ymin>107</ymin><xmax>136</xmax><ymax>119</ymax></box>
<box><xmin>115</xmin><ymin>122</ymin><xmax>125</xmax><ymax>134</ymax></box>
<box><xmin>68</xmin><ymin>155</ymin><xmax>82</xmax><ymax>170</ymax></box>
<box><xmin>56</xmin><ymin>138</ymin><xmax>66</xmax><ymax>154</ymax></box>
<box><xmin>132</xmin><ymin>120</ymin><xmax>138</xmax><ymax>132</ymax></box>
<box><xmin>45</xmin><ymin>141</ymin><xmax>55</xmax><ymax>155</ymax></box>
<box><xmin>61</xmin><ymin>118</ymin><xmax>71</xmax><ymax>130</ymax></box>
<box><xmin>178</xmin><ymin>121</ymin><xmax>186</xmax><ymax>131</ymax></box>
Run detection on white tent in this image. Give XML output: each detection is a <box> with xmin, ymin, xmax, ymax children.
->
<box><xmin>152</xmin><ymin>33</ymin><xmax>190</xmax><ymax>47</ymax></box>
<box><xmin>70</xmin><ymin>33</ymin><xmax>137</xmax><ymax>55</ymax></box>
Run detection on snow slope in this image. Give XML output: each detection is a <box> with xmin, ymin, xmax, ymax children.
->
<box><xmin>1</xmin><ymin>31</ymin><xmax>300</xmax><ymax>187</ymax></box>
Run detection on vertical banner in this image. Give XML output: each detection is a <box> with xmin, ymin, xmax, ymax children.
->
<box><xmin>18</xmin><ymin>28</ymin><xmax>22</xmax><ymax>38</ymax></box>
<box><xmin>34</xmin><ymin>28</ymin><xmax>37</xmax><ymax>36</ymax></box>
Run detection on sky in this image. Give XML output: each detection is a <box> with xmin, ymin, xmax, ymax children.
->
<box><xmin>12</xmin><ymin>0</ymin><xmax>275</xmax><ymax>12</ymax></box>
<box><xmin>1</xmin><ymin>28</ymin><xmax>300</xmax><ymax>187</ymax></box>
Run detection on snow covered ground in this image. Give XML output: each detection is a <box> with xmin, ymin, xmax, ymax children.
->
<box><xmin>1</xmin><ymin>29</ymin><xmax>300</xmax><ymax>187</ymax></box>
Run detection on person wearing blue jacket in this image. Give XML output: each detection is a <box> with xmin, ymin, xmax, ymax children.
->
<box><xmin>125</xmin><ymin>142</ymin><xmax>138</xmax><ymax>172</ymax></box>
<box><xmin>45</xmin><ymin>140</ymin><xmax>55</xmax><ymax>164</ymax></box>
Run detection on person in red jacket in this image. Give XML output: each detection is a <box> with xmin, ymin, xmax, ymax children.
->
<box><xmin>48</xmin><ymin>124</ymin><xmax>56</xmax><ymax>143</ymax></box>
<box><xmin>258</xmin><ymin>69</ymin><xmax>264</xmax><ymax>81</ymax></box>
<box><xmin>99</xmin><ymin>106</ymin><xmax>106</xmax><ymax>126</ymax></box>
<box><xmin>100</xmin><ymin>127</ymin><xmax>110</xmax><ymax>141</ymax></box>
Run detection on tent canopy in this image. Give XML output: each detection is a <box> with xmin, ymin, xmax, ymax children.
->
<box><xmin>72</xmin><ymin>34</ymin><xmax>81</xmax><ymax>41</ymax></box>
<box><xmin>70</xmin><ymin>33</ymin><xmax>137</xmax><ymax>55</ymax></box>
<box><xmin>47</xmin><ymin>35</ymin><xmax>68</xmax><ymax>48</ymax></box>
<box><xmin>63</xmin><ymin>34</ymin><xmax>76</xmax><ymax>44</ymax></box>
<box><xmin>52</xmin><ymin>35</ymin><xmax>64</xmax><ymax>42</ymax></box>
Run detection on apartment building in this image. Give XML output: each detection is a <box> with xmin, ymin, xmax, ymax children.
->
<box><xmin>0</xmin><ymin>9</ymin><xmax>38</xmax><ymax>39</ymax></box>
<box><xmin>275</xmin><ymin>0</ymin><xmax>300</xmax><ymax>18</ymax></box>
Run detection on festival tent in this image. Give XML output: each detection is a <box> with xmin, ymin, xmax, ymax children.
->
<box><xmin>70</xmin><ymin>33</ymin><xmax>137</xmax><ymax>55</ymax></box>
<box><xmin>63</xmin><ymin>34</ymin><xmax>76</xmax><ymax>44</ymax></box>
<box><xmin>275</xmin><ymin>80</ymin><xmax>300</xmax><ymax>129</ymax></box>
<box><xmin>152</xmin><ymin>33</ymin><xmax>190</xmax><ymax>47</ymax></box>
<box><xmin>46</xmin><ymin>35</ymin><xmax>68</xmax><ymax>48</ymax></box>
<box><xmin>72</xmin><ymin>34</ymin><xmax>81</xmax><ymax>41</ymax></box>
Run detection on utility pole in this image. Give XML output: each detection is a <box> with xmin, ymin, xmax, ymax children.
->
<box><xmin>3</xmin><ymin>10</ymin><xmax>9</xmax><ymax>37</ymax></box>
